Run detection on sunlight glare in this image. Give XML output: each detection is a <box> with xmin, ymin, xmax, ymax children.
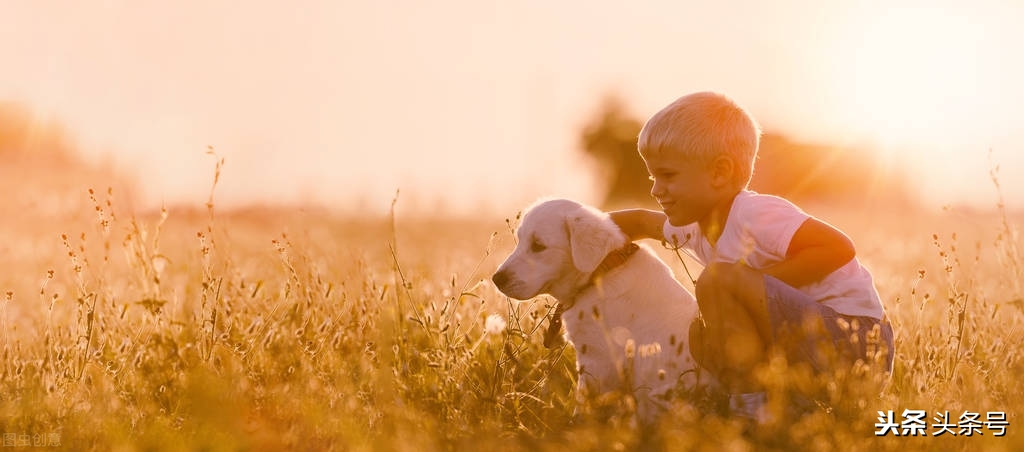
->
<box><xmin>844</xmin><ymin>7</ymin><xmax>989</xmax><ymax>152</ymax></box>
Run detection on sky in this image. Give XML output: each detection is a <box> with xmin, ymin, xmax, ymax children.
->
<box><xmin>3</xmin><ymin>0</ymin><xmax>1024</xmax><ymax>216</ymax></box>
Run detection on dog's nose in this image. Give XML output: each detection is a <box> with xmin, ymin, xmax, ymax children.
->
<box><xmin>492</xmin><ymin>270</ymin><xmax>510</xmax><ymax>290</ymax></box>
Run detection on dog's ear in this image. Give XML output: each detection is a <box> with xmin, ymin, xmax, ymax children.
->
<box><xmin>567</xmin><ymin>210</ymin><xmax>623</xmax><ymax>273</ymax></box>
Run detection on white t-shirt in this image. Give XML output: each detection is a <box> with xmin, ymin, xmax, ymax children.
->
<box><xmin>662</xmin><ymin>190</ymin><xmax>885</xmax><ymax>319</ymax></box>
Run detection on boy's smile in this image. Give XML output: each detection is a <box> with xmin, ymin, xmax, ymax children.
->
<box><xmin>642</xmin><ymin>150</ymin><xmax>737</xmax><ymax>240</ymax></box>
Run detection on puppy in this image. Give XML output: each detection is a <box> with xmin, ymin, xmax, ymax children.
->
<box><xmin>492</xmin><ymin>199</ymin><xmax>709</xmax><ymax>424</ymax></box>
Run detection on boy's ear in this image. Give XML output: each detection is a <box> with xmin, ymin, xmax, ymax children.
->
<box><xmin>710</xmin><ymin>156</ymin><xmax>735</xmax><ymax>188</ymax></box>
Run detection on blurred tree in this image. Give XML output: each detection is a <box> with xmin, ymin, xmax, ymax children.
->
<box><xmin>579</xmin><ymin>95</ymin><xmax>656</xmax><ymax>209</ymax></box>
<box><xmin>0</xmin><ymin>101</ymin><xmax>73</xmax><ymax>162</ymax></box>
<box><xmin>578</xmin><ymin>94</ymin><xmax>913</xmax><ymax>210</ymax></box>
<box><xmin>0</xmin><ymin>101</ymin><xmax>136</xmax><ymax>219</ymax></box>
<box><xmin>751</xmin><ymin>133</ymin><xmax>912</xmax><ymax>208</ymax></box>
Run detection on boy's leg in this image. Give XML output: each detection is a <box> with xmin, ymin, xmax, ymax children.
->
<box><xmin>689</xmin><ymin>261</ymin><xmax>773</xmax><ymax>393</ymax></box>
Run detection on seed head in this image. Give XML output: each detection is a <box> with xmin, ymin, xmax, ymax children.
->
<box><xmin>484</xmin><ymin>314</ymin><xmax>506</xmax><ymax>336</ymax></box>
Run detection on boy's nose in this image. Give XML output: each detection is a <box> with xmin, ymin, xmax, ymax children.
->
<box><xmin>650</xmin><ymin>180</ymin><xmax>665</xmax><ymax>198</ymax></box>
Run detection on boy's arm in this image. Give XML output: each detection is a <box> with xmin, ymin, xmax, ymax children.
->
<box><xmin>762</xmin><ymin>218</ymin><xmax>856</xmax><ymax>288</ymax></box>
<box><xmin>608</xmin><ymin>209</ymin><xmax>667</xmax><ymax>242</ymax></box>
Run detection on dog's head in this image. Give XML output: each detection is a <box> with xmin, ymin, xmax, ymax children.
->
<box><xmin>492</xmin><ymin>199</ymin><xmax>627</xmax><ymax>300</ymax></box>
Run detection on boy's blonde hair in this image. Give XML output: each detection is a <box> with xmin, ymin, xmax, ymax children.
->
<box><xmin>638</xmin><ymin>91</ymin><xmax>761</xmax><ymax>188</ymax></box>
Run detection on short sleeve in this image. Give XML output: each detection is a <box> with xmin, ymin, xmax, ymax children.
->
<box><xmin>738</xmin><ymin>194</ymin><xmax>811</xmax><ymax>259</ymax></box>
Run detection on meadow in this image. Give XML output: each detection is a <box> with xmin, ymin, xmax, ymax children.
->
<box><xmin>1</xmin><ymin>170</ymin><xmax>1023</xmax><ymax>451</ymax></box>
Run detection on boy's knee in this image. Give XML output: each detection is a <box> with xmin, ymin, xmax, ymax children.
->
<box><xmin>695</xmin><ymin>262</ymin><xmax>748</xmax><ymax>300</ymax></box>
<box><xmin>696</xmin><ymin>261</ymin><xmax>767</xmax><ymax>313</ymax></box>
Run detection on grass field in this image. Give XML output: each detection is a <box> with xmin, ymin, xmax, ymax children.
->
<box><xmin>1</xmin><ymin>177</ymin><xmax>1022</xmax><ymax>451</ymax></box>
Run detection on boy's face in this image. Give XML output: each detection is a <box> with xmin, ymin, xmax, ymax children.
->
<box><xmin>642</xmin><ymin>151</ymin><xmax>724</xmax><ymax>227</ymax></box>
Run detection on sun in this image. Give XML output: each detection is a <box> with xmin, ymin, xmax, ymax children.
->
<box><xmin>837</xmin><ymin>7</ymin><xmax>991</xmax><ymax>154</ymax></box>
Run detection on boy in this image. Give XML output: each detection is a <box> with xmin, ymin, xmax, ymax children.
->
<box><xmin>609</xmin><ymin>91</ymin><xmax>894</xmax><ymax>422</ymax></box>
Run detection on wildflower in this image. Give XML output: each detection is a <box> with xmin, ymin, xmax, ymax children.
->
<box><xmin>484</xmin><ymin>313</ymin><xmax>506</xmax><ymax>336</ymax></box>
<box><xmin>152</xmin><ymin>255</ymin><xmax>169</xmax><ymax>276</ymax></box>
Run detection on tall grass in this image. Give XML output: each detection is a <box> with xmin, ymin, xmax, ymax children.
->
<box><xmin>0</xmin><ymin>158</ymin><xmax>1022</xmax><ymax>450</ymax></box>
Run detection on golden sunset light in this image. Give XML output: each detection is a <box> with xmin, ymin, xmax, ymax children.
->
<box><xmin>2</xmin><ymin>2</ymin><xmax>1023</xmax><ymax>450</ymax></box>
<box><xmin>2</xmin><ymin>1</ymin><xmax>1023</xmax><ymax>215</ymax></box>
<box><xmin>821</xmin><ymin>4</ymin><xmax>1020</xmax><ymax>189</ymax></box>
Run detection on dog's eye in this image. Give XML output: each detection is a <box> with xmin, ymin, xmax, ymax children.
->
<box><xmin>530</xmin><ymin>239</ymin><xmax>546</xmax><ymax>253</ymax></box>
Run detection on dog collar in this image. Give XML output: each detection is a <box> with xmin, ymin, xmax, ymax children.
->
<box><xmin>589</xmin><ymin>242</ymin><xmax>640</xmax><ymax>284</ymax></box>
<box><xmin>543</xmin><ymin>242</ymin><xmax>640</xmax><ymax>349</ymax></box>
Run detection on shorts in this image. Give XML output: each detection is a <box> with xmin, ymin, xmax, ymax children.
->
<box><xmin>764</xmin><ymin>275</ymin><xmax>895</xmax><ymax>375</ymax></box>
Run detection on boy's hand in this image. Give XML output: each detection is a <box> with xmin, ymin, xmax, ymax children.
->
<box><xmin>763</xmin><ymin>218</ymin><xmax>856</xmax><ymax>288</ymax></box>
<box><xmin>608</xmin><ymin>209</ymin><xmax>667</xmax><ymax>242</ymax></box>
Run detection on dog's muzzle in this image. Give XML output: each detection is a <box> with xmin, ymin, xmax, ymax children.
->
<box><xmin>491</xmin><ymin>270</ymin><xmax>512</xmax><ymax>292</ymax></box>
